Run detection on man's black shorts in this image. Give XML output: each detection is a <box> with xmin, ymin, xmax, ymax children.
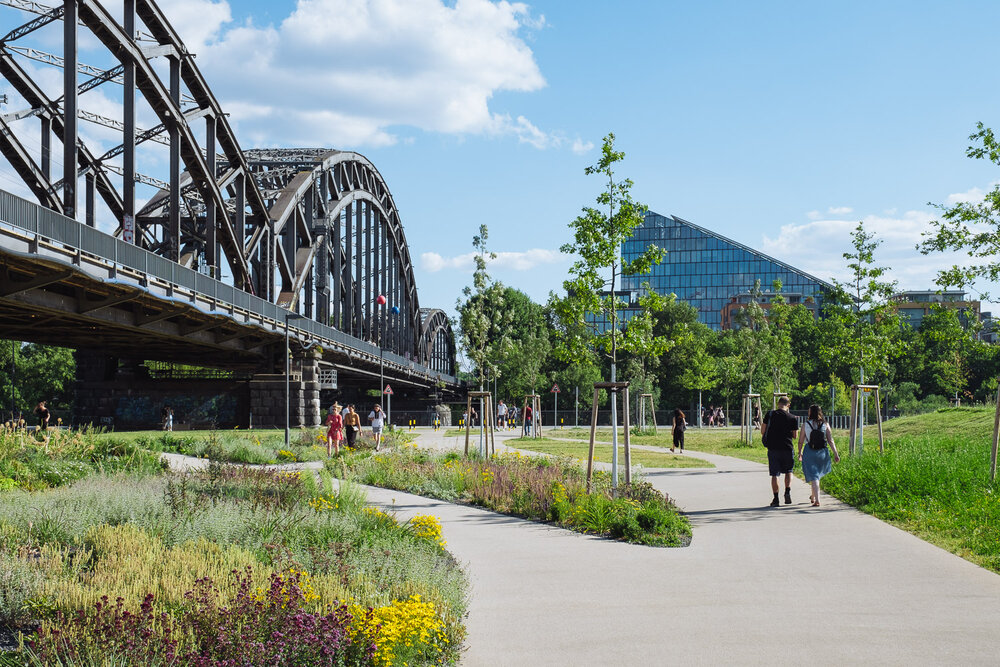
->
<box><xmin>767</xmin><ymin>448</ymin><xmax>794</xmax><ymax>476</ymax></box>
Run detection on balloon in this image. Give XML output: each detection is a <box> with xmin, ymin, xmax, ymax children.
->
<box><xmin>376</xmin><ymin>294</ymin><xmax>387</xmax><ymax>305</ymax></box>
<box><xmin>391</xmin><ymin>306</ymin><xmax>400</xmax><ymax>314</ymax></box>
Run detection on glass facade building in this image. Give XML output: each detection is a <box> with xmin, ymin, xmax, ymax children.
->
<box><xmin>621</xmin><ymin>211</ymin><xmax>835</xmax><ymax>330</ymax></box>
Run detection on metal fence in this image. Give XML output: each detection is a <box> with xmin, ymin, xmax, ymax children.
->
<box><xmin>0</xmin><ymin>188</ymin><xmax>456</xmax><ymax>385</ymax></box>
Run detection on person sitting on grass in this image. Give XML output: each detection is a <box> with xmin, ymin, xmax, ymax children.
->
<box><xmin>797</xmin><ymin>404</ymin><xmax>840</xmax><ymax>507</ymax></box>
<box><xmin>761</xmin><ymin>396</ymin><xmax>798</xmax><ymax>507</ymax></box>
<box><xmin>325</xmin><ymin>403</ymin><xmax>344</xmax><ymax>457</ymax></box>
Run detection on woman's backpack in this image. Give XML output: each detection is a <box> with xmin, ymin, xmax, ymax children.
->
<box><xmin>807</xmin><ymin>421</ymin><xmax>827</xmax><ymax>450</ymax></box>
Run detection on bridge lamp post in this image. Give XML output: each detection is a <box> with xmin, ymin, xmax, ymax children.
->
<box><xmin>285</xmin><ymin>313</ymin><xmax>306</xmax><ymax>448</ymax></box>
<box><xmin>376</xmin><ymin>295</ymin><xmax>387</xmax><ymax>405</ymax></box>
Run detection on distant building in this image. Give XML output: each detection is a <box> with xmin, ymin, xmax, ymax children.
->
<box><xmin>619</xmin><ymin>211</ymin><xmax>835</xmax><ymax>330</ymax></box>
<box><xmin>720</xmin><ymin>290</ymin><xmax>820</xmax><ymax>330</ymax></box>
<box><xmin>890</xmin><ymin>290</ymin><xmax>981</xmax><ymax>329</ymax></box>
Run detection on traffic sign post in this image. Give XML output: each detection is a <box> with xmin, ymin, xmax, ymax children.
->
<box><xmin>122</xmin><ymin>214</ymin><xmax>134</xmax><ymax>244</ymax></box>
<box><xmin>383</xmin><ymin>384</ymin><xmax>393</xmax><ymax>425</ymax></box>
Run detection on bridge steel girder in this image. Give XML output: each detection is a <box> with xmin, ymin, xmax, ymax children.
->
<box><xmin>0</xmin><ymin>0</ymin><xmax>457</xmax><ymax>380</ymax></box>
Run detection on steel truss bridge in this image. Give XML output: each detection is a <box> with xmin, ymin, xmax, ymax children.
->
<box><xmin>0</xmin><ymin>0</ymin><xmax>458</xmax><ymax>407</ymax></box>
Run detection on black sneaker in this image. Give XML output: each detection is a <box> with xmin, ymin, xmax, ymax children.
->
<box><xmin>769</xmin><ymin>497</ymin><xmax>780</xmax><ymax>507</ymax></box>
<box><xmin>784</xmin><ymin>489</ymin><xmax>792</xmax><ymax>505</ymax></box>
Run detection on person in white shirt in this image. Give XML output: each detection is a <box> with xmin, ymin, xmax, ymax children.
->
<box><xmin>368</xmin><ymin>403</ymin><xmax>385</xmax><ymax>450</ymax></box>
<box><xmin>497</xmin><ymin>400</ymin><xmax>508</xmax><ymax>430</ymax></box>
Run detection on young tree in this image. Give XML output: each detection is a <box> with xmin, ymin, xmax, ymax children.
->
<box><xmin>457</xmin><ymin>225</ymin><xmax>511</xmax><ymax>450</ymax></box>
<box><xmin>916</xmin><ymin>305</ymin><xmax>973</xmax><ymax>399</ymax></box>
<box><xmin>553</xmin><ymin>133</ymin><xmax>666</xmax><ymax>486</ymax></box>
<box><xmin>490</xmin><ymin>287</ymin><xmax>551</xmax><ymax>401</ymax></box>
<box><xmin>919</xmin><ymin>122</ymin><xmax>1000</xmax><ymax>296</ymax></box>
<box><xmin>823</xmin><ymin>222</ymin><xmax>905</xmax><ymax>385</ymax></box>
<box><xmin>764</xmin><ymin>281</ymin><xmax>797</xmax><ymax>395</ymax></box>
<box><xmin>822</xmin><ymin>222</ymin><xmax>906</xmax><ymax>446</ymax></box>
<box><xmin>731</xmin><ymin>280</ymin><xmax>774</xmax><ymax>395</ymax></box>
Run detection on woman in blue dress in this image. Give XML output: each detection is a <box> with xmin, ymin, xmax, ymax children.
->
<box><xmin>797</xmin><ymin>404</ymin><xmax>841</xmax><ymax>507</ymax></box>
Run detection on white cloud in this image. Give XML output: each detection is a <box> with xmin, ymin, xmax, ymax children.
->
<box><xmin>760</xmin><ymin>209</ymin><xmax>975</xmax><ymax>291</ymax></box>
<box><xmin>571</xmin><ymin>137</ymin><xmax>595</xmax><ymax>155</ymax></box>
<box><xmin>827</xmin><ymin>206</ymin><xmax>853</xmax><ymax>215</ymax></box>
<box><xmin>421</xmin><ymin>248</ymin><xmax>564</xmax><ymax>273</ymax></box>
<box><xmin>152</xmin><ymin>0</ymin><xmax>572</xmax><ymax>149</ymax></box>
<box><xmin>946</xmin><ymin>182</ymin><xmax>1000</xmax><ymax>205</ymax></box>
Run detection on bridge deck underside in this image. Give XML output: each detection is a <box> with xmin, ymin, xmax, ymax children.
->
<box><xmin>0</xmin><ymin>238</ymin><xmax>454</xmax><ymax>393</ymax></box>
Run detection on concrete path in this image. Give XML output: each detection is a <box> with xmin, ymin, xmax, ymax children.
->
<box><xmin>372</xmin><ymin>428</ymin><xmax>1000</xmax><ymax>666</ymax></box>
<box><xmin>160</xmin><ymin>430</ymin><xmax>1000</xmax><ymax>665</ymax></box>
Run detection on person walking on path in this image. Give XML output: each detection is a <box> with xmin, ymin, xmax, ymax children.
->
<box><xmin>34</xmin><ymin>401</ymin><xmax>50</xmax><ymax>431</ymax></box>
<box><xmin>343</xmin><ymin>404</ymin><xmax>360</xmax><ymax>450</ymax></box>
<box><xmin>162</xmin><ymin>406</ymin><xmax>174</xmax><ymax>432</ymax></box>
<box><xmin>369</xmin><ymin>403</ymin><xmax>385</xmax><ymax>450</ymax></box>
<box><xmin>497</xmin><ymin>400</ymin><xmax>508</xmax><ymax>430</ymax></box>
<box><xmin>523</xmin><ymin>403</ymin><xmax>533</xmax><ymax>436</ymax></box>
<box><xmin>761</xmin><ymin>396</ymin><xmax>798</xmax><ymax>506</ymax></box>
<box><xmin>325</xmin><ymin>403</ymin><xmax>344</xmax><ymax>457</ymax></box>
<box><xmin>671</xmin><ymin>408</ymin><xmax>686</xmax><ymax>453</ymax></box>
<box><xmin>798</xmin><ymin>404</ymin><xmax>840</xmax><ymax>507</ymax></box>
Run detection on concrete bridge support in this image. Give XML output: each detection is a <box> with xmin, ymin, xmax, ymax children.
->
<box><xmin>73</xmin><ymin>350</ymin><xmax>250</xmax><ymax>430</ymax></box>
<box><xmin>248</xmin><ymin>349</ymin><xmax>322</xmax><ymax>430</ymax></box>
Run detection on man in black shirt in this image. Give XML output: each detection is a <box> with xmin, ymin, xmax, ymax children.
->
<box><xmin>761</xmin><ymin>396</ymin><xmax>798</xmax><ymax>507</ymax></box>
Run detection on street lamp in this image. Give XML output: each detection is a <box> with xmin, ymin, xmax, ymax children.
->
<box><xmin>285</xmin><ymin>312</ymin><xmax>306</xmax><ymax>448</ymax></box>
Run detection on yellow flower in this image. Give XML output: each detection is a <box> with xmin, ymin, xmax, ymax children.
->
<box><xmin>408</xmin><ymin>515</ymin><xmax>446</xmax><ymax>548</ymax></box>
<box><xmin>349</xmin><ymin>595</ymin><xmax>448</xmax><ymax>667</ymax></box>
<box><xmin>309</xmin><ymin>494</ymin><xmax>339</xmax><ymax>511</ymax></box>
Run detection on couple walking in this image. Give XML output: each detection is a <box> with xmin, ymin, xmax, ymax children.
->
<box><xmin>325</xmin><ymin>403</ymin><xmax>386</xmax><ymax>456</ymax></box>
<box><xmin>760</xmin><ymin>397</ymin><xmax>841</xmax><ymax>507</ymax></box>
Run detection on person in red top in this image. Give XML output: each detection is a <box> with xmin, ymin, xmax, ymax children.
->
<box><xmin>524</xmin><ymin>404</ymin><xmax>533</xmax><ymax>436</ymax></box>
<box><xmin>325</xmin><ymin>402</ymin><xmax>344</xmax><ymax>457</ymax></box>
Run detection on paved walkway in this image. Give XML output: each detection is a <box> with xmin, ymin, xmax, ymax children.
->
<box><xmin>160</xmin><ymin>430</ymin><xmax>1000</xmax><ymax>665</ymax></box>
<box><xmin>371</xmin><ymin>428</ymin><xmax>1000</xmax><ymax>665</ymax></box>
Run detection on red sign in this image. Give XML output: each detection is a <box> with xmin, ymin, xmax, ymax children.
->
<box><xmin>550</xmin><ymin>384</ymin><xmax>560</xmax><ymax>393</ymax></box>
<box><xmin>383</xmin><ymin>384</ymin><xmax>393</xmax><ymax>395</ymax></box>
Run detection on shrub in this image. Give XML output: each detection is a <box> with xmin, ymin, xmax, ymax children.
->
<box><xmin>0</xmin><ymin>552</ymin><xmax>41</xmax><ymax>626</ymax></box>
<box><xmin>29</xmin><ymin>569</ymin><xmax>376</xmax><ymax>666</ymax></box>
<box><xmin>333</xmin><ymin>447</ymin><xmax>691</xmax><ymax>548</ymax></box>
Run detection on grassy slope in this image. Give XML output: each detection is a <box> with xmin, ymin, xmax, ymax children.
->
<box><xmin>879</xmin><ymin>406</ymin><xmax>995</xmax><ymax>440</ymax></box>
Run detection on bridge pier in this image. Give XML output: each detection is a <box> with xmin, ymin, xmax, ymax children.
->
<box><xmin>73</xmin><ymin>351</ymin><xmax>250</xmax><ymax>430</ymax></box>
<box><xmin>249</xmin><ymin>348</ymin><xmax>322</xmax><ymax>430</ymax></box>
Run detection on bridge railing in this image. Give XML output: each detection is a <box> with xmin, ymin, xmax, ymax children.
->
<box><xmin>0</xmin><ymin>188</ymin><xmax>457</xmax><ymax>385</ymax></box>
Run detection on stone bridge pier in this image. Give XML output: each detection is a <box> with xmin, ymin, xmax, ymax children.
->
<box><xmin>248</xmin><ymin>347</ymin><xmax>323</xmax><ymax>430</ymax></box>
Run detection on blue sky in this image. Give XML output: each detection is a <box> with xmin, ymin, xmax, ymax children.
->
<box><xmin>3</xmin><ymin>0</ymin><xmax>1000</xmax><ymax>315</ymax></box>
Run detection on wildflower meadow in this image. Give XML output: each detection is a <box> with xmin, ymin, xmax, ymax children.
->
<box><xmin>0</xmin><ymin>444</ymin><xmax>468</xmax><ymax>665</ymax></box>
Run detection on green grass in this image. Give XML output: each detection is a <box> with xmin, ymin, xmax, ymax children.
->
<box><xmin>95</xmin><ymin>428</ymin><xmax>330</xmax><ymax>465</ymax></box>
<box><xmin>0</xmin><ymin>428</ymin><xmax>165</xmax><ymax>490</ymax></box>
<box><xmin>879</xmin><ymin>406</ymin><xmax>995</xmax><ymax>440</ymax></box>
<box><xmin>548</xmin><ymin>427</ymin><xmax>774</xmax><ymax>465</ymax></box>
<box><xmin>504</xmin><ymin>437</ymin><xmax>713</xmax><ymax>468</ymax></box>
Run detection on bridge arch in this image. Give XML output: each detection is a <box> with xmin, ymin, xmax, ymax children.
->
<box><xmin>0</xmin><ymin>0</ymin><xmax>454</xmax><ymax>374</ymax></box>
